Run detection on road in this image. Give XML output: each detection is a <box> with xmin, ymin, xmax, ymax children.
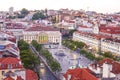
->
<box><xmin>29</xmin><ymin>44</ymin><xmax>60</xmax><ymax>80</ymax></box>
<box><xmin>39</xmin><ymin>66</ymin><xmax>58</xmax><ymax>80</ymax></box>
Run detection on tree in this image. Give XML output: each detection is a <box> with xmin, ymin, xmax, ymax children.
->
<box><xmin>32</xmin><ymin>40</ymin><xmax>61</xmax><ymax>72</ymax></box>
<box><xmin>103</xmin><ymin>52</ymin><xmax>114</xmax><ymax>59</ymax></box>
<box><xmin>69</xmin><ymin>30</ymin><xmax>77</xmax><ymax>36</ymax></box>
<box><xmin>17</xmin><ymin>14</ymin><xmax>26</xmax><ymax>18</ymax></box>
<box><xmin>51</xmin><ymin>17</ymin><xmax>56</xmax><ymax>23</ymax></box>
<box><xmin>32</xmin><ymin>40</ymin><xmax>42</xmax><ymax>51</ymax></box>
<box><xmin>32</xmin><ymin>12</ymin><xmax>46</xmax><ymax>20</ymax></box>
<box><xmin>77</xmin><ymin>42</ymin><xmax>85</xmax><ymax>49</ymax></box>
<box><xmin>21</xmin><ymin>8</ymin><xmax>29</xmax><ymax>15</ymax></box>
<box><xmin>18</xmin><ymin>39</ymin><xmax>29</xmax><ymax>50</ymax></box>
<box><xmin>17</xmin><ymin>8</ymin><xmax>29</xmax><ymax>18</ymax></box>
<box><xmin>50</xmin><ymin>61</ymin><xmax>61</xmax><ymax>72</ymax></box>
<box><xmin>8</xmin><ymin>15</ymin><xmax>16</xmax><ymax>19</ymax></box>
<box><xmin>18</xmin><ymin>40</ymin><xmax>40</xmax><ymax>71</ymax></box>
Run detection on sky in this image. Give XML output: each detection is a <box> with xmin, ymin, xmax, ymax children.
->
<box><xmin>0</xmin><ymin>0</ymin><xmax>119</xmax><ymax>13</ymax></box>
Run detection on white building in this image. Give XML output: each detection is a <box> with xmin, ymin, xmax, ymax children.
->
<box><xmin>61</xmin><ymin>20</ymin><xmax>76</xmax><ymax>30</ymax></box>
<box><xmin>23</xmin><ymin>26</ymin><xmax>62</xmax><ymax>45</ymax></box>
<box><xmin>5</xmin><ymin>22</ymin><xmax>25</xmax><ymax>40</ymax></box>
<box><xmin>101</xmin><ymin>39</ymin><xmax>120</xmax><ymax>55</ymax></box>
<box><xmin>77</xmin><ymin>25</ymin><xmax>93</xmax><ymax>33</ymax></box>
<box><xmin>0</xmin><ymin>31</ymin><xmax>19</xmax><ymax>58</ymax></box>
<box><xmin>73</xmin><ymin>31</ymin><xmax>120</xmax><ymax>55</ymax></box>
<box><xmin>73</xmin><ymin>31</ymin><xmax>101</xmax><ymax>51</ymax></box>
<box><xmin>89</xmin><ymin>58</ymin><xmax>120</xmax><ymax>79</ymax></box>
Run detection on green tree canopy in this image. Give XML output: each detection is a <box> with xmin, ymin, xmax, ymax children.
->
<box><xmin>21</xmin><ymin>8</ymin><xmax>29</xmax><ymax>15</ymax></box>
<box><xmin>32</xmin><ymin>12</ymin><xmax>46</xmax><ymax>20</ymax></box>
<box><xmin>17</xmin><ymin>8</ymin><xmax>29</xmax><ymax>18</ymax></box>
<box><xmin>18</xmin><ymin>40</ymin><xmax>40</xmax><ymax>70</ymax></box>
<box><xmin>69</xmin><ymin>30</ymin><xmax>77</xmax><ymax>36</ymax></box>
<box><xmin>32</xmin><ymin>40</ymin><xmax>61</xmax><ymax>72</ymax></box>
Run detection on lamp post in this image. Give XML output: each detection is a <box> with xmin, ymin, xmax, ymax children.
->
<box><xmin>70</xmin><ymin>54</ymin><xmax>81</xmax><ymax>68</ymax></box>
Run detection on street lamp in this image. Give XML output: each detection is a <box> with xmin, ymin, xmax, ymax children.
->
<box><xmin>40</xmin><ymin>68</ymin><xmax>45</xmax><ymax>75</ymax></box>
<box><xmin>73</xmin><ymin>54</ymin><xmax>77</xmax><ymax>59</ymax></box>
<box><xmin>70</xmin><ymin>55</ymin><xmax>81</xmax><ymax>68</ymax></box>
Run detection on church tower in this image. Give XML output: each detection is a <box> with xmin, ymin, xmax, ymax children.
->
<box><xmin>93</xmin><ymin>22</ymin><xmax>99</xmax><ymax>34</ymax></box>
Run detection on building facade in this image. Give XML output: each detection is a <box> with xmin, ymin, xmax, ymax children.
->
<box><xmin>73</xmin><ymin>31</ymin><xmax>120</xmax><ymax>55</ymax></box>
<box><xmin>23</xmin><ymin>26</ymin><xmax>62</xmax><ymax>44</ymax></box>
<box><xmin>73</xmin><ymin>31</ymin><xmax>101</xmax><ymax>52</ymax></box>
<box><xmin>0</xmin><ymin>31</ymin><xmax>38</xmax><ymax>80</ymax></box>
<box><xmin>89</xmin><ymin>58</ymin><xmax>120</xmax><ymax>79</ymax></box>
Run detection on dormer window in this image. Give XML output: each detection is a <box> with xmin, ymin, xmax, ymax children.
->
<box><xmin>1</xmin><ymin>64</ymin><xmax>4</xmax><ymax>68</ymax></box>
<box><xmin>15</xmin><ymin>63</ymin><xmax>18</xmax><ymax>67</ymax></box>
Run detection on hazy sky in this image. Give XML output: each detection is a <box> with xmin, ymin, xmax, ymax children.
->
<box><xmin>0</xmin><ymin>0</ymin><xmax>119</xmax><ymax>13</ymax></box>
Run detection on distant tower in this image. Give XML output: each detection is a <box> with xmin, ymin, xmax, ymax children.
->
<box><xmin>45</xmin><ymin>8</ymin><xmax>48</xmax><ymax>16</ymax></box>
<box><xmin>93</xmin><ymin>22</ymin><xmax>99</xmax><ymax>34</ymax></box>
<box><xmin>9</xmin><ymin>7</ymin><xmax>14</xmax><ymax>15</ymax></box>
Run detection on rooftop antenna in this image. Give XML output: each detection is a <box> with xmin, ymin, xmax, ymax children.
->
<box><xmin>87</xmin><ymin>6</ymin><xmax>89</xmax><ymax>11</ymax></box>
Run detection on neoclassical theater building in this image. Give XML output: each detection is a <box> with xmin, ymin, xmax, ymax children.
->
<box><xmin>23</xmin><ymin>26</ymin><xmax>62</xmax><ymax>45</ymax></box>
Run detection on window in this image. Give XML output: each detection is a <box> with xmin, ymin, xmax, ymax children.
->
<box><xmin>15</xmin><ymin>63</ymin><xmax>18</xmax><ymax>67</ymax></box>
<box><xmin>8</xmin><ymin>64</ymin><xmax>12</xmax><ymax>69</ymax></box>
<box><xmin>2</xmin><ymin>71</ymin><xmax>4</xmax><ymax>75</ymax></box>
<box><xmin>1</xmin><ymin>64</ymin><xmax>4</xmax><ymax>68</ymax></box>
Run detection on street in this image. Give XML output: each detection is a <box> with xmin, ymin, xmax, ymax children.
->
<box><xmin>39</xmin><ymin>66</ymin><xmax>58</xmax><ymax>80</ymax></box>
<box><xmin>30</xmin><ymin>44</ymin><xmax>59</xmax><ymax>80</ymax></box>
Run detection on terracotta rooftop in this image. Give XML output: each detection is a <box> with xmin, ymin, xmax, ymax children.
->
<box><xmin>74</xmin><ymin>31</ymin><xmax>110</xmax><ymax>40</ymax></box>
<box><xmin>0</xmin><ymin>57</ymin><xmax>23</xmax><ymax>70</ymax></box>
<box><xmin>16</xmin><ymin>76</ymin><xmax>23</xmax><ymax>80</ymax></box>
<box><xmin>6</xmin><ymin>23</ymin><xmax>25</xmax><ymax>29</ymax></box>
<box><xmin>25</xmin><ymin>26</ymin><xmax>59</xmax><ymax>31</ymax></box>
<box><xmin>3</xmin><ymin>76</ymin><xmax>14</xmax><ymax>80</ymax></box>
<box><xmin>63</xmin><ymin>68</ymin><xmax>98</xmax><ymax>80</ymax></box>
<box><xmin>26</xmin><ymin>69</ymin><xmax>38</xmax><ymax>80</ymax></box>
<box><xmin>91</xmin><ymin>58</ymin><xmax>120</xmax><ymax>74</ymax></box>
<box><xmin>100</xmin><ymin>26</ymin><xmax>120</xmax><ymax>34</ymax></box>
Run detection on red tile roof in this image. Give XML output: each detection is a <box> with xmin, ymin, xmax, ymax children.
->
<box><xmin>16</xmin><ymin>76</ymin><xmax>23</xmax><ymax>80</ymax></box>
<box><xmin>8</xmin><ymin>37</ymin><xmax>16</xmax><ymax>43</ymax></box>
<box><xmin>6</xmin><ymin>23</ymin><xmax>25</xmax><ymax>29</ymax></box>
<box><xmin>74</xmin><ymin>12</ymin><xmax>84</xmax><ymax>17</ymax></box>
<box><xmin>3</xmin><ymin>76</ymin><xmax>14</xmax><ymax>80</ymax></box>
<box><xmin>63</xmin><ymin>68</ymin><xmax>98</xmax><ymax>80</ymax></box>
<box><xmin>74</xmin><ymin>31</ymin><xmax>110</xmax><ymax>40</ymax></box>
<box><xmin>0</xmin><ymin>57</ymin><xmax>23</xmax><ymax>70</ymax></box>
<box><xmin>100</xmin><ymin>26</ymin><xmax>120</xmax><ymax>34</ymax></box>
<box><xmin>91</xmin><ymin>58</ymin><xmax>120</xmax><ymax>74</ymax></box>
<box><xmin>25</xmin><ymin>26</ymin><xmax>59</xmax><ymax>31</ymax></box>
<box><xmin>26</xmin><ymin>69</ymin><xmax>38</xmax><ymax>80</ymax></box>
